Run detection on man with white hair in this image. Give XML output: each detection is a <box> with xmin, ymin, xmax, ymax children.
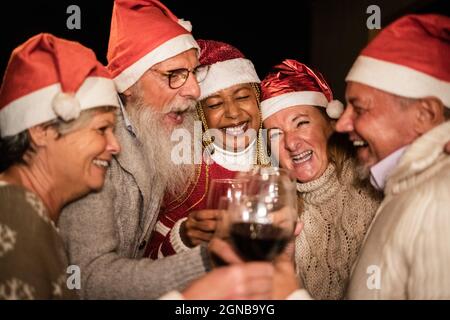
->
<box><xmin>336</xmin><ymin>14</ymin><xmax>450</xmax><ymax>299</ymax></box>
<box><xmin>58</xmin><ymin>0</ymin><xmax>275</xmax><ymax>299</ymax></box>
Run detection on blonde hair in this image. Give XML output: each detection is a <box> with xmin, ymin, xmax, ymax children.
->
<box><xmin>316</xmin><ymin>107</ymin><xmax>354</xmax><ymax>179</ymax></box>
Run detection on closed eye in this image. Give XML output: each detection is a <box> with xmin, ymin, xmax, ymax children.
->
<box><xmin>207</xmin><ymin>102</ymin><xmax>222</xmax><ymax>109</ymax></box>
<box><xmin>296</xmin><ymin>120</ymin><xmax>309</xmax><ymax>127</ymax></box>
<box><xmin>354</xmin><ymin>106</ymin><xmax>366</xmax><ymax>115</ymax></box>
<box><xmin>236</xmin><ymin>95</ymin><xmax>250</xmax><ymax>100</ymax></box>
<box><xmin>97</xmin><ymin>126</ymin><xmax>108</xmax><ymax>135</ymax></box>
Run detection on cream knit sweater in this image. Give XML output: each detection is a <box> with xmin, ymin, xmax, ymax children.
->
<box><xmin>295</xmin><ymin>160</ymin><xmax>382</xmax><ymax>299</ymax></box>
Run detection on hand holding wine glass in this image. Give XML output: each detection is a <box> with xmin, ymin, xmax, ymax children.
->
<box><xmin>182</xmin><ymin>178</ymin><xmax>248</xmax><ymax>247</ymax></box>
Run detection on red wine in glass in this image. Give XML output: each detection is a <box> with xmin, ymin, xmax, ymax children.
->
<box><xmin>230</xmin><ymin>222</ymin><xmax>291</xmax><ymax>261</ymax></box>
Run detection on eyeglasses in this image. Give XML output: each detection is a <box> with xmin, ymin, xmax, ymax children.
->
<box><xmin>151</xmin><ymin>65</ymin><xmax>210</xmax><ymax>89</ymax></box>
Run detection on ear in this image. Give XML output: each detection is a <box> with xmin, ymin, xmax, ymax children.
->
<box><xmin>413</xmin><ymin>97</ymin><xmax>445</xmax><ymax>135</ymax></box>
<box><xmin>329</xmin><ymin>119</ymin><xmax>337</xmax><ymax>132</ymax></box>
<box><xmin>28</xmin><ymin>125</ymin><xmax>59</xmax><ymax>147</ymax></box>
<box><xmin>122</xmin><ymin>88</ymin><xmax>132</xmax><ymax>98</ymax></box>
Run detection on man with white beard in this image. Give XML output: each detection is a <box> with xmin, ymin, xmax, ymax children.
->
<box><xmin>58</xmin><ymin>0</ymin><xmax>276</xmax><ymax>300</ymax></box>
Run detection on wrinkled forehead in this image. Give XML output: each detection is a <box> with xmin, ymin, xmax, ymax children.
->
<box><xmin>264</xmin><ymin>105</ymin><xmax>325</xmax><ymax>128</ymax></box>
<box><xmin>152</xmin><ymin>48</ymin><xmax>199</xmax><ymax>71</ymax></box>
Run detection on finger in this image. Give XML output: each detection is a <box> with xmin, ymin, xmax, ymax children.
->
<box><xmin>187</xmin><ymin>229</ymin><xmax>214</xmax><ymax>243</ymax></box>
<box><xmin>445</xmin><ymin>141</ymin><xmax>450</xmax><ymax>154</ymax></box>
<box><xmin>192</xmin><ymin>219</ymin><xmax>218</xmax><ymax>232</ymax></box>
<box><xmin>294</xmin><ymin>221</ymin><xmax>303</xmax><ymax>237</ymax></box>
<box><xmin>209</xmin><ymin>238</ymin><xmax>244</xmax><ymax>265</ymax></box>
<box><xmin>192</xmin><ymin>209</ymin><xmax>221</xmax><ymax>220</ymax></box>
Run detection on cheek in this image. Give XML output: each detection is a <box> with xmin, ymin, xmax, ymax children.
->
<box><xmin>76</xmin><ymin>136</ymin><xmax>107</xmax><ymax>165</ymax></box>
<box><xmin>277</xmin><ymin>144</ymin><xmax>292</xmax><ymax>168</ymax></box>
<box><xmin>203</xmin><ymin>109</ymin><xmax>219</xmax><ymax>128</ymax></box>
<box><xmin>141</xmin><ymin>82</ymin><xmax>172</xmax><ymax>110</ymax></box>
<box><xmin>244</xmin><ymin>102</ymin><xmax>261</xmax><ymax>128</ymax></box>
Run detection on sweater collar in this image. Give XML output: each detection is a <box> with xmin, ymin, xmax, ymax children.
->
<box><xmin>296</xmin><ymin>163</ymin><xmax>339</xmax><ymax>204</ymax></box>
<box><xmin>369</xmin><ymin>146</ymin><xmax>408</xmax><ymax>191</ymax></box>
<box><xmin>210</xmin><ymin>138</ymin><xmax>256</xmax><ymax>172</ymax></box>
<box><xmin>385</xmin><ymin>121</ymin><xmax>450</xmax><ymax>194</ymax></box>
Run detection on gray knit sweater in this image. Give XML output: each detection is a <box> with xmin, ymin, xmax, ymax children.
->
<box><xmin>58</xmin><ymin>116</ymin><xmax>211</xmax><ymax>299</ymax></box>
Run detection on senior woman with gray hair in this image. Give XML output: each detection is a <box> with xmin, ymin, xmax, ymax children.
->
<box><xmin>0</xmin><ymin>33</ymin><xmax>121</xmax><ymax>299</ymax></box>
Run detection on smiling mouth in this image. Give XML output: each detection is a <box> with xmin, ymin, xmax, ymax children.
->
<box><xmin>353</xmin><ymin>140</ymin><xmax>368</xmax><ymax>147</ymax></box>
<box><xmin>93</xmin><ymin>159</ymin><xmax>110</xmax><ymax>168</ymax></box>
<box><xmin>166</xmin><ymin>111</ymin><xmax>185</xmax><ymax>124</ymax></box>
<box><xmin>292</xmin><ymin>150</ymin><xmax>313</xmax><ymax>164</ymax></box>
<box><xmin>222</xmin><ymin>122</ymin><xmax>249</xmax><ymax>137</ymax></box>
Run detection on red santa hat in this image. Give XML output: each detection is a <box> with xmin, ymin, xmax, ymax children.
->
<box><xmin>260</xmin><ymin>59</ymin><xmax>343</xmax><ymax>121</ymax></box>
<box><xmin>197</xmin><ymin>39</ymin><xmax>260</xmax><ymax>100</ymax></box>
<box><xmin>107</xmin><ymin>0</ymin><xmax>199</xmax><ymax>93</ymax></box>
<box><xmin>346</xmin><ymin>14</ymin><xmax>450</xmax><ymax>108</ymax></box>
<box><xmin>0</xmin><ymin>33</ymin><xmax>119</xmax><ymax>138</ymax></box>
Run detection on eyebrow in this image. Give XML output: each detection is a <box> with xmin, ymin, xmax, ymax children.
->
<box><xmin>291</xmin><ymin>113</ymin><xmax>309</xmax><ymax>121</ymax></box>
<box><xmin>233</xmin><ymin>86</ymin><xmax>252</xmax><ymax>95</ymax></box>
<box><xmin>347</xmin><ymin>97</ymin><xmax>360</xmax><ymax>105</ymax></box>
<box><xmin>165</xmin><ymin>64</ymin><xmax>201</xmax><ymax>73</ymax></box>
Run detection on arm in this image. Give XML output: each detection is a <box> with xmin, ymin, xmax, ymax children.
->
<box><xmin>58</xmin><ymin>163</ymin><xmax>211</xmax><ymax>299</ymax></box>
<box><xmin>156</xmin><ymin>209</ymin><xmax>220</xmax><ymax>258</ymax></box>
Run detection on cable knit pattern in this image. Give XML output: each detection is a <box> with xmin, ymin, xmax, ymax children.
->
<box><xmin>295</xmin><ymin>159</ymin><xmax>382</xmax><ymax>300</ymax></box>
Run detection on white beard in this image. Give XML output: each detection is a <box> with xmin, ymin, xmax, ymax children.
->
<box><xmin>126</xmin><ymin>97</ymin><xmax>197</xmax><ymax>198</ymax></box>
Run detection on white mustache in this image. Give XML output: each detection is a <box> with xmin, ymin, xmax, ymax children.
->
<box><xmin>163</xmin><ymin>99</ymin><xmax>196</xmax><ymax>114</ymax></box>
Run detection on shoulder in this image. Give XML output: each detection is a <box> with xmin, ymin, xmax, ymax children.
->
<box><xmin>0</xmin><ymin>183</ymin><xmax>53</xmax><ymax>228</ymax></box>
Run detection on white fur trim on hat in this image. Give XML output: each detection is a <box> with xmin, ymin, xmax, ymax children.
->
<box><xmin>113</xmin><ymin>34</ymin><xmax>199</xmax><ymax>93</ymax></box>
<box><xmin>199</xmin><ymin>58</ymin><xmax>260</xmax><ymax>100</ymax></box>
<box><xmin>261</xmin><ymin>91</ymin><xmax>328</xmax><ymax>121</ymax></box>
<box><xmin>177</xmin><ymin>19</ymin><xmax>192</xmax><ymax>32</ymax></box>
<box><xmin>346</xmin><ymin>56</ymin><xmax>450</xmax><ymax>108</ymax></box>
<box><xmin>0</xmin><ymin>77</ymin><xmax>119</xmax><ymax>137</ymax></box>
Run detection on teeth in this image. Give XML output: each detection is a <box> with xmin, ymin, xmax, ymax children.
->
<box><xmin>353</xmin><ymin>140</ymin><xmax>368</xmax><ymax>147</ymax></box>
<box><xmin>93</xmin><ymin>159</ymin><xmax>109</xmax><ymax>168</ymax></box>
<box><xmin>292</xmin><ymin>150</ymin><xmax>313</xmax><ymax>164</ymax></box>
<box><xmin>224</xmin><ymin>123</ymin><xmax>247</xmax><ymax>136</ymax></box>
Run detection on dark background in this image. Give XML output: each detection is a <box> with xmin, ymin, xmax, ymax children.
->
<box><xmin>1</xmin><ymin>0</ymin><xmax>449</xmax><ymax>101</ymax></box>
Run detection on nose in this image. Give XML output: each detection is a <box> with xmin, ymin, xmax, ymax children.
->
<box><xmin>106</xmin><ymin>131</ymin><xmax>121</xmax><ymax>155</ymax></box>
<box><xmin>224</xmin><ymin>100</ymin><xmax>241</xmax><ymax>119</ymax></box>
<box><xmin>179</xmin><ymin>72</ymin><xmax>200</xmax><ymax>100</ymax></box>
<box><xmin>284</xmin><ymin>130</ymin><xmax>301</xmax><ymax>152</ymax></box>
<box><xmin>335</xmin><ymin>104</ymin><xmax>354</xmax><ymax>133</ymax></box>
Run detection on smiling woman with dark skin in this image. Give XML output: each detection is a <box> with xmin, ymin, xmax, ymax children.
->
<box><xmin>201</xmin><ymin>83</ymin><xmax>261</xmax><ymax>152</ymax></box>
<box><xmin>145</xmin><ymin>40</ymin><xmax>271</xmax><ymax>259</ymax></box>
<box><xmin>259</xmin><ymin>59</ymin><xmax>382</xmax><ymax>300</ymax></box>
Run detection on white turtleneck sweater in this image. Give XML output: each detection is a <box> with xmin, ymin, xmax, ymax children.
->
<box><xmin>210</xmin><ymin>138</ymin><xmax>257</xmax><ymax>172</ymax></box>
<box><xmin>295</xmin><ymin>160</ymin><xmax>382</xmax><ymax>299</ymax></box>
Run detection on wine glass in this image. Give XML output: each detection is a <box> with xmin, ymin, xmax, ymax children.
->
<box><xmin>245</xmin><ymin>167</ymin><xmax>298</xmax><ymax>223</ymax></box>
<box><xmin>227</xmin><ymin>194</ymin><xmax>296</xmax><ymax>261</ymax></box>
<box><xmin>206</xmin><ymin>178</ymin><xmax>248</xmax><ymax>209</ymax></box>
